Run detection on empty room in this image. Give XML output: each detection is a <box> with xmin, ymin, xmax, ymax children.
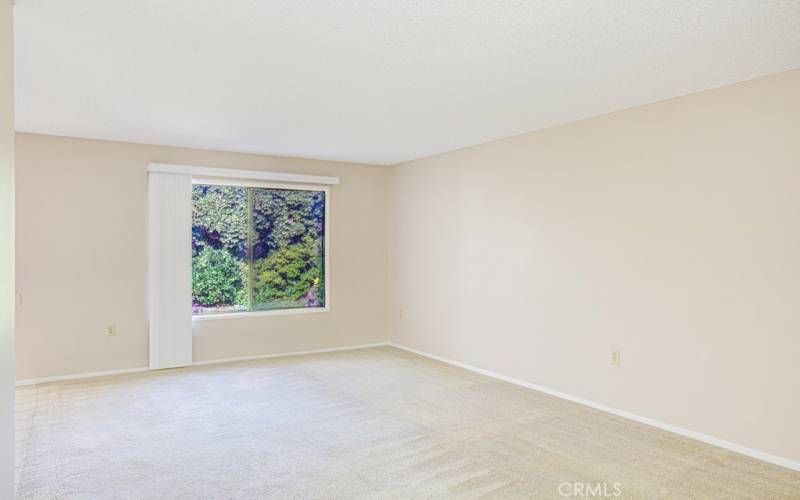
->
<box><xmin>1</xmin><ymin>1</ymin><xmax>800</xmax><ymax>498</ymax></box>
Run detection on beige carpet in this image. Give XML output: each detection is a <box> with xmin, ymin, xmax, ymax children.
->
<box><xmin>14</xmin><ymin>347</ymin><xmax>800</xmax><ymax>499</ymax></box>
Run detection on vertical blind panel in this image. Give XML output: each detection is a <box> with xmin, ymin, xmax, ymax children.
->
<box><xmin>149</xmin><ymin>172</ymin><xmax>193</xmax><ymax>369</ymax></box>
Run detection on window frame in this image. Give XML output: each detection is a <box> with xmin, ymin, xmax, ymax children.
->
<box><xmin>190</xmin><ymin>178</ymin><xmax>331</xmax><ymax>321</ymax></box>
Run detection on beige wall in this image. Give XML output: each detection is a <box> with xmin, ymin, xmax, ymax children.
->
<box><xmin>15</xmin><ymin>134</ymin><xmax>391</xmax><ymax>380</ymax></box>
<box><xmin>389</xmin><ymin>70</ymin><xmax>800</xmax><ymax>463</ymax></box>
<box><xmin>14</xmin><ymin>68</ymin><xmax>800</xmax><ymax>465</ymax></box>
<box><xmin>1</xmin><ymin>0</ymin><xmax>14</xmax><ymax>495</ymax></box>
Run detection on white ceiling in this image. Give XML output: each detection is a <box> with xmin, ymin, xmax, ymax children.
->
<box><xmin>13</xmin><ymin>1</ymin><xmax>800</xmax><ymax>165</ymax></box>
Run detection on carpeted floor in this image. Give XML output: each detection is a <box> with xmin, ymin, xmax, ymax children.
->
<box><xmin>14</xmin><ymin>347</ymin><xmax>800</xmax><ymax>499</ymax></box>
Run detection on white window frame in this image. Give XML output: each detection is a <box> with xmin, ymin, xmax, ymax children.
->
<box><xmin>191</xmin><ymin>178</ymin><xmax>330</xmax><ymax>321</ymax></box>
<box><xmin>149</xmin><ymin>162</ymin><xmax>339</xmax><ymax>185</ymax></box>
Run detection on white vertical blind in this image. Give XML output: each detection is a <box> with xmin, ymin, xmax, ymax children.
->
<box><xmin>148</xmin><ymin>172</ymin><xmax>193</xmax><ymax>369</ymax></box>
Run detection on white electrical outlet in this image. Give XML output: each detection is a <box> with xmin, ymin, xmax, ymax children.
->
<box><xmin>106</xmin><ymin>325</ymin><xmax>117</xmax><ymax>337</ymax></box>
<box><xmin>611</xmin><ymin>350</ymin><xmax>621</xmax><ymax>365</ymax></box>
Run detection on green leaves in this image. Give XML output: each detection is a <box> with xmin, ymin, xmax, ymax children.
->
<box><xmin>252</xmin><ymin>189</ymin><xmax>325</xmax><ymax>254</ymax></box>
<box><xmin>191</xmin><ymin>185</ymin><xmax>248</xmax><ymax>258</ymax></box>
<box><xmin>191</xmin><ymin>247</ymin><xmax>247</xmax><ymax>307</ymax></box>
<box><xmin>252</xmin><ymin>236</ymin><xmax>323</xmax><ymax>307</ymax></box>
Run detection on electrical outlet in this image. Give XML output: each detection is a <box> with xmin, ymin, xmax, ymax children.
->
<box><xmin>399</xmin><ymin>307</ymin><xmax>404</xmax><ymax>319</ymax></box>
<box><xmin>611</xmin><ymin>350</ymin><xmax>621</xmax><ymax>366</ymax></box>
<box><xmin>106</xmin><ymin>325</ymin><xmax>117</xmax><ymax>337</ymax></box>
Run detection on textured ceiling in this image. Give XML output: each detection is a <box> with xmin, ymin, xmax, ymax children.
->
<box><xmin>13</xmin><ymin>1</ymin><xmax>800</xmax><ymax>165</ymax></box>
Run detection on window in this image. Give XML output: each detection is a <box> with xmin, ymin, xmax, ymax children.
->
<box><xmin>191</xmin><ymin>181</ymin><xmax>327</xmax><ymax>316</ymax></box>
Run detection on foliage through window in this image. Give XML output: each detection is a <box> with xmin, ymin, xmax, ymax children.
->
<box><xmin>192</xmin><ymin>183</ymin><xmax>326</xmax><ymax>315</ymax></box>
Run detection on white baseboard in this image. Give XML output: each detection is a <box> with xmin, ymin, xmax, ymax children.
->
<box><xmin>388</xmin><ymin>342</ymin><xmax>800</xmax><ymax>472</ymax></box>
<box><xmin>15</xmin><ymin>366</ymin><xmax>150</xmax><ymax>387</ymax></box>
<box><xmin>191</xmin><ymin>342</ymin><xmax>390</xmax><ymax>366</ymax></box>
<box><xmin>15</xmin><ymin>342</ymin><xmax>391</xmax><ymax>387</ymax></box>
<box><xmin>17</xmin><ymin>340</ymin><xmax>796</xmax><ymax>472</ymax></box>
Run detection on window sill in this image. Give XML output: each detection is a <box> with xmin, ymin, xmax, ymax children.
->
<box><xmin>192</xmin><ymin>307</ymin><xmax>329</xmax><ymax>321</ymax></box>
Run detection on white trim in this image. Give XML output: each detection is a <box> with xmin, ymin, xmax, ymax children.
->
<box><xmin>191</xmin><ymin>342</ymin><xmax>390</xmax><ymax>366</ymax></box>
<box><xmin>21</xmin><ymin>342</ymin><xmax>794</xmax><ymax>472</ymax></box>
<box><xmin>193</xmin><ymin>307</ymin><xmax>329</xmax><ymax>321</ymax></box>
<box><xmin>192</xmin><ymin>179</ymin><xmax>325</xmax><ymax>192</ymax></box>
<box><xmin>388</xmin><ymin>342</ymin><xmax>800</xmax><ymax>472</ymax></box>
<box><xmin>149</xmin><ymin>162</ymin><xmax>340</xmax><ymax>185</ymax></box>
<box><xmin>14</xmin><ymin>343</ymin><xmax>390</xmax><ymax>387</ymax></box>
<box><xmin>15</xmin><ymin>367</ymin><xmax>150</xmax><ymax>387</ymax></box>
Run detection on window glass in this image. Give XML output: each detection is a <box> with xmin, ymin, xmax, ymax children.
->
<box><xmin>191</xmin><ymin>184</ymin><xmax>249</xmax><ymax>314</ymax></box>
<box><xmin>191</xmin><ymin>183</ymin><xmax>326</xmax><ymax>315</ymax></box>
<box><xmin>251</xmin><ymin>188</ymin><xmax>326</xmax><ymax>310</ymax></box>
